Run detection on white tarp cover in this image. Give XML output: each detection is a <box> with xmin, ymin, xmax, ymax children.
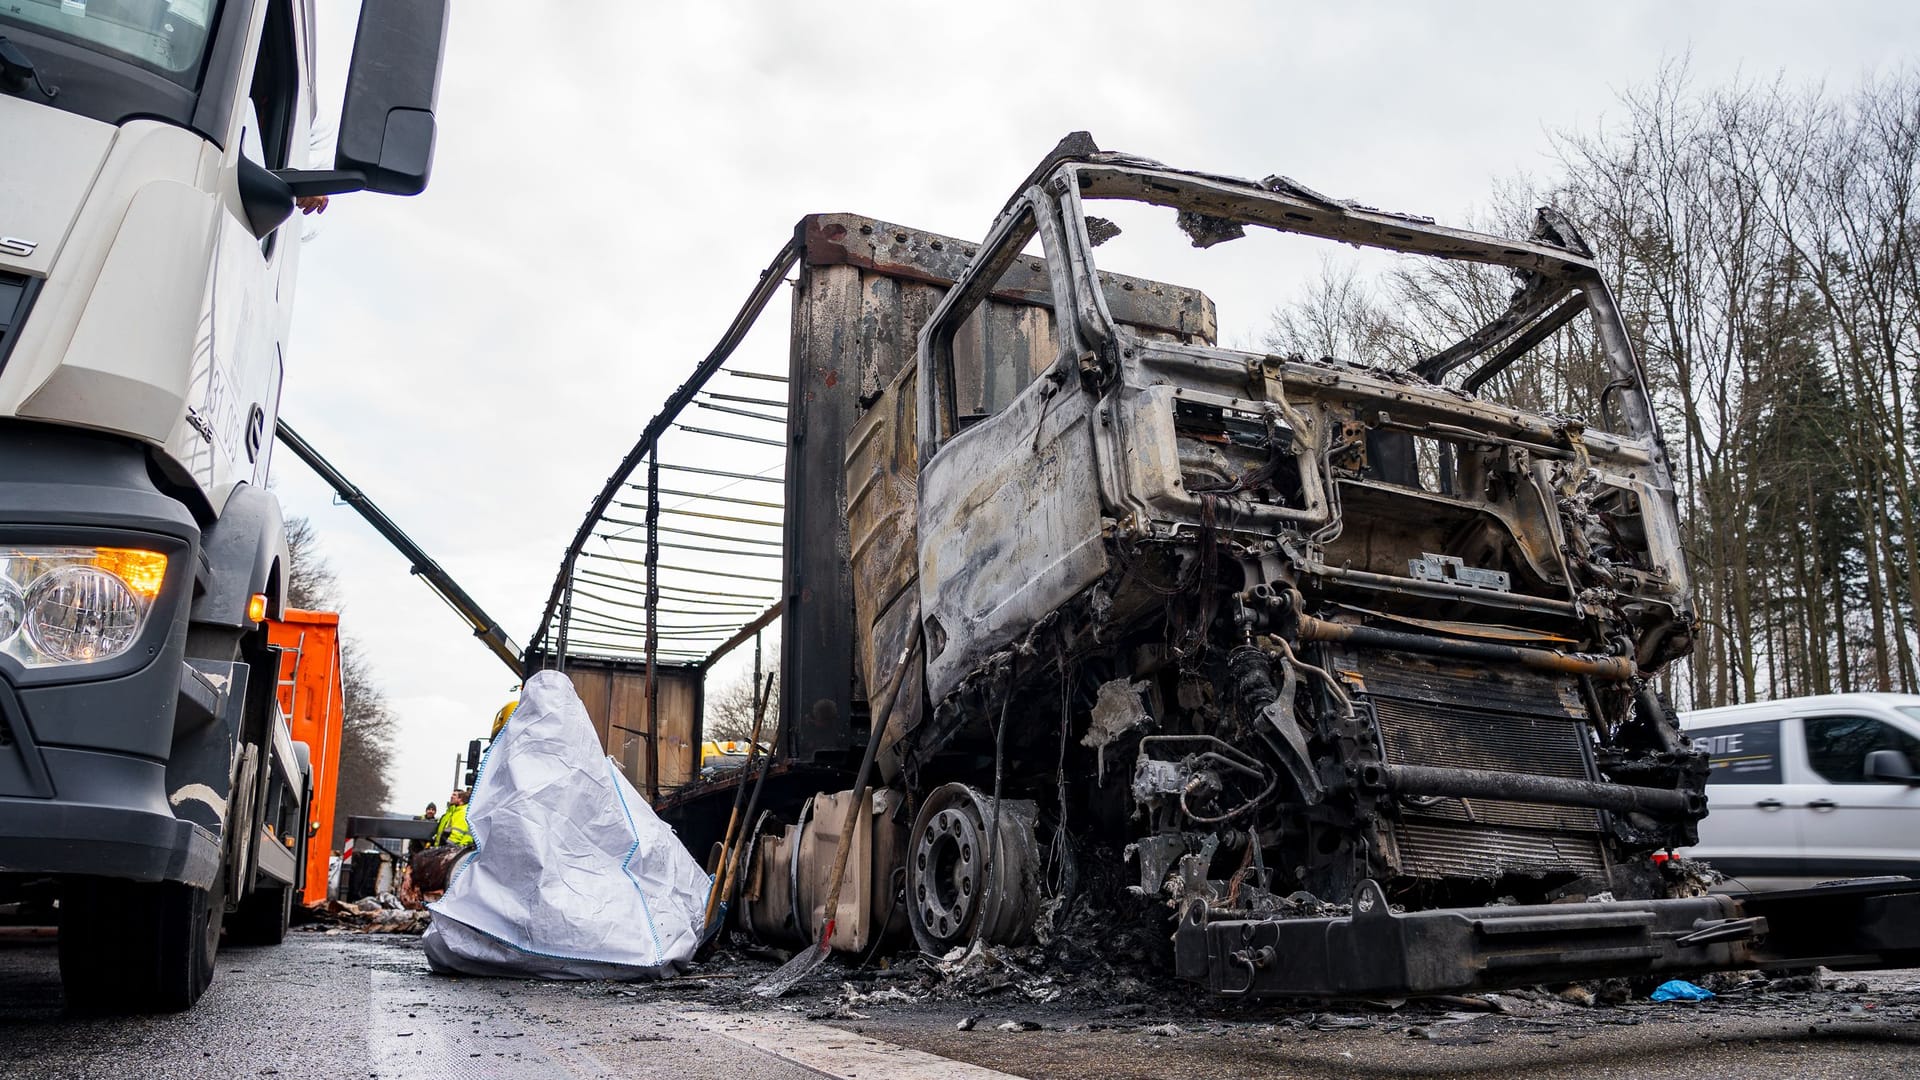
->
<box><xmin>423</xmin><ymin>670</ymin><xmax>711</xmax><ymax>980</ymax></box>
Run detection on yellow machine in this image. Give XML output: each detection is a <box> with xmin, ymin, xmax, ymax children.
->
<box><xmin>700</xmin><ymin>740</ymin><xmax>765</xmax><ymax>765</ymax></box>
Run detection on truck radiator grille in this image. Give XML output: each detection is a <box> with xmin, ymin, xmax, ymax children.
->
<box><xmin>1392</xmin><ymin>820</ymin><xmax>1608</xmax><ymax>878</ymax></box>
<box><xmin>1372</xmin><ymin>698</ymin><xmax>1602</xmax><ymax>833</ymax></box>
<box><xmin>1340</xmin><ymin>649</ymin><xmax>1609</xmax><ymax>880</ymax></box>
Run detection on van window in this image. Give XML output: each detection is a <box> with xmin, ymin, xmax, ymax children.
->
<box><xmin>1803</xmin><ymin>715</ymin><xmax>1920</xmax><ymax>784</ymax></box>
<box><xmin>1691</xmin><ymin>721</ymin><xmax>1782</xmax><ymax>784</ymax></box>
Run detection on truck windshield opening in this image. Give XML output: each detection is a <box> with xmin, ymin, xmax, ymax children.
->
<box><xmin>0</xmin><ymin>0</ymin><xmax>219</xmax><ymax>87</ymax></box>
<box><xmin>1077</xmin><ymin>188</ymin><xmax>1623</xmax><ymax>435</ymax></box>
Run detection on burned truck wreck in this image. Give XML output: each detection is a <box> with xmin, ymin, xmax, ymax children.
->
<box><xmin>844</xmin><ymin>134</ymin><xmax>1729</xmax><ymax>983</ymax></box>
<box><xmin>526</xmin><ymin>134</ymin><xmax>1920</xmax><ymax>998</ymax></box>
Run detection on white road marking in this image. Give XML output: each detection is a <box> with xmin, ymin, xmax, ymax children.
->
<box><xmin>681</xmin><ymin>1006</ymin><xmax>1028</xmax><ymax>1080</ymax></box>
<box><xmin>367</xmin><ymin>962</ymin><xmax>1009</xmax><ymax>1079</ymax></box>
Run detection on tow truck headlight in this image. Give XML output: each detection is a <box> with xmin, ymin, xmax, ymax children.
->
<box><xmin>0</xmin><ymin>547</ymin><xmax>167</xmax><ymax>667</ymax></box>
<box><xmin>0</xmin><ymin>579</ymin><xmax>22</xmax><ymax>642</ymax></box>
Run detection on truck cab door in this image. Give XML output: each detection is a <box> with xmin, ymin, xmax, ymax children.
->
<box><xmin>916</xmin><ymin>194</ymin><xmax>1106</xmax><ymax>703</ymax></box>
<box><xmin>184</xmin><ymin>0</ymin><xmax>305</xmax><ymax>502</ymax></box>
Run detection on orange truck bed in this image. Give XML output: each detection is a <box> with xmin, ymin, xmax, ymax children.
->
<box><xmin>267</xmin><ymin>609</ymin><xmax>345</xmax><ymax>905</ymax></box>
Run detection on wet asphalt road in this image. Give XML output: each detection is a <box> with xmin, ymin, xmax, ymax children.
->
<box><xmin>2</xmin><ymin>927</ymin><xmax>1918</xmax><ymax>1079</ymax></box>
<box><xmin>0</xmin><ymin>930</ymin><xmax>830</xmax><ymax>1080</ymax></box>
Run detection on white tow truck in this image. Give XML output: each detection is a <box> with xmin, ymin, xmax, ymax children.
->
<box><xmin>0</xmin><ymin>0</ymin><xmax>446</xmax><ymax>1010</ymax></box>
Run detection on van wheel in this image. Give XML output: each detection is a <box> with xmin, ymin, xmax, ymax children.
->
<box><xmin>59</xmin><ymin>878</ymin><xmax>223</xmax><ymax>1012</ymax></box>
<box><xmin>229</xmin><ymin>882</ymin><xmax>293</xmax><ymax>946</ymax></box>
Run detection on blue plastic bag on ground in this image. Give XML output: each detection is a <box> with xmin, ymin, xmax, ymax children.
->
<box><xmin>1649</xmin><ymin>979</ymin><xmax>1715</xmax><ymax>1002</ymax></box>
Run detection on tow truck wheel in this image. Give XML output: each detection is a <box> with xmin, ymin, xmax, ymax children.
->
<box><xmin>229</xmin><ymin>882</ymin><xmax>293</xmax><ymax>946</ymax></box>
<box><xmin>905</xmin><ymin>783</ymin><xmax>1042</xmax><ymax>955</ymax></box>
<box><xmin>58</xmin><ymin>877</ymin><xmax>223</xmax><ymax>1012</ymax></box>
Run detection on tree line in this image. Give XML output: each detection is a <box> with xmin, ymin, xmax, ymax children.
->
<box><xmin>1265</xmin><ymin>63</ymin><xmax>1920</xmax><ymax>709</ymax></box>
<box><xmin>284</xmin><ymin>516</ymin><xmax>398</xmax><ymax>847</ymax></box>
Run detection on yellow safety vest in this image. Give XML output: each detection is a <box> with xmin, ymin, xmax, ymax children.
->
<box><xmin>433</xmin><ymin>804</ymin><xmax>473</xmax><ymax>848</ymax></box>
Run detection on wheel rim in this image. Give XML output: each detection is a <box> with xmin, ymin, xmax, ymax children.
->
<box><xmin>913</xmin><ymin>802</ymin><xmax>984</xmax><ymax>947</ymax></box>
<box><xmin>905</xmin><ymin>783</ymin><xmax>1041</xmax><ymax>955</ymax></box>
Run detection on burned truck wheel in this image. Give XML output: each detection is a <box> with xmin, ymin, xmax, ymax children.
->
<box><xmin>906</xmin><ymin>783</ymin><xmax>1040</xmax><ymax>954</ymax></box>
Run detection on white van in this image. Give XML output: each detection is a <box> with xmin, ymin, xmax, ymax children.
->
<box><xmin>1680</xmin><ymin>693</ymin><xmax>1920</xmax><ymax>889</ymax></box>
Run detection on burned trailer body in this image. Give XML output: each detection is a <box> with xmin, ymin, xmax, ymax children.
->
<box><xmin>851</xmin><ymin>136</ymin><xmax>1715</xmax><ymax>969</ymax></box>
<box><xmin>521</xmin><ymin>206</ymin><xmax>1216</xmax><ymax>955</ymax></box>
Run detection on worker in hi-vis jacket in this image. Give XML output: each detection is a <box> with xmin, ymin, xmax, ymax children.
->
<box><xmin>432</xmin><ymin>789</ymin><xmax>474</xmax><ymax>849</ymax></box>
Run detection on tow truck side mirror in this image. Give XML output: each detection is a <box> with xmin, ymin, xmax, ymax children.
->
<box><xmin>271</xmin><ymin>1</ymin><xmax>449</xmax><ymax>200</ymax></box>
<box><xmin>237</xmin><ymin>158</ymin><xmax>297</xmax><ymax>238</ymax></box>
<box><xmin>1863</xmin><ymin>749</ymin><xmax>1920</xmax><ymax>786</ymax></box>
<box><xmin>334</xmin><ymin>0</ymin><xmax>449</xmax><ymax>196</ymax></box>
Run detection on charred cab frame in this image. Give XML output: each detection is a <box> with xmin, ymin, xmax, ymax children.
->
<box><xmin>889</xmin><ymin>142</ymin><xmax>1720</xmax><ymax>991</ymax></box>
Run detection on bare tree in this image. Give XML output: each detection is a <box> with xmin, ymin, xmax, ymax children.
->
<box><xmin>705</xmin><ymin>664</ymin><xmax>778</xmax><ymax>744</ymax></box>
<box><xmin>333</xmin><ymin>637</ymin><xmax>396</xmax><ymax>846</ymax></box>
<box><xmin>284</xmin><ymin>515</ymin><xmax>338</xmax><ymax>610</ymax></box>
<box><xmin>1263</xmin><ymin>257</ymin><xmax>1397</xmax><ymax>364</ymax></box>
<box><xmin>283</xmin><ymin>514</ymin><xmax>399</xmax><ymax>846</ymax></box>
<box><xmin>1261</xmin><ymin>63</ymin><xmax>1920</xmax><ymax>707</ymax></box>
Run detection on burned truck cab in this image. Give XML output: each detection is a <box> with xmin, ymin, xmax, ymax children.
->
<box><xmin>890</xmin><ymin>136</ymin><xmax>1711</xmax><ymax>969</ymax></box>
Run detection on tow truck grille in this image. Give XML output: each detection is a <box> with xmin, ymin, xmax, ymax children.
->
<box><xmin>0</xmin><ymin>271</ymin><xmax>34</xmax><ymax>376</ymax></box>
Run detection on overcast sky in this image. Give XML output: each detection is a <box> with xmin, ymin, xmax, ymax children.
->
<box><xmin>275</xmin><ymin>1</ymin><xmax>1919</xmax><ymax>817</ymax></box>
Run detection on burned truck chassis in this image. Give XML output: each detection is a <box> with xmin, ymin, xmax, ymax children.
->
<box><xmin>1175</xmin><ymin>876</ymin><xmax>1920</xmax><ymax>997</ymax></box>
<box><xmin>891</xmin><ymin>533</ymin><xmax>1717</xmax><ymax>973</ymax></box>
